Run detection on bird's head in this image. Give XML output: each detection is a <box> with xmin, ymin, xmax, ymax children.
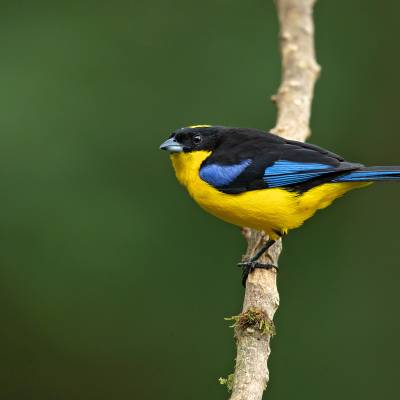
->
<box><xmin>159</xmin><ymin>125</ymin><xmax>270</xmax><ymax>187</ymax></box>
<box><xmin>159</xmin><ymin>125</ymin><xmax>223</xmax><ymax>154</ymax></box>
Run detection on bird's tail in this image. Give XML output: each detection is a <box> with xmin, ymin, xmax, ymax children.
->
<box><xmin>333</xmin><ymin>166</ymin><xmax>400</xmax><ymax>182</ymax></box>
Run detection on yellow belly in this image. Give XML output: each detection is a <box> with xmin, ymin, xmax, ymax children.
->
<box><xmin>171</xmin><ymin>151</ymin><xmax>370</xmax><ymax>238</ymax></box>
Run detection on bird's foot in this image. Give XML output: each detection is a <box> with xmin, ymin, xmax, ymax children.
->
<box><xmin>237</xmin><ymin>261</ymin><xmax>278</xmax><ymax>287</ymax></box>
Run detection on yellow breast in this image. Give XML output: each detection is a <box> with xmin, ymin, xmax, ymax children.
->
<box><xmin>170</xmin><ymin>151</ymin><xmax>370</xmax><ymax>237</ymax></box>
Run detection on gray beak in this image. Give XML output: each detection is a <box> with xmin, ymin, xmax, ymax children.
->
<box><xmin>159</xmin><ymin>137</ymin><xmax>184</xmax><ymax>153</ymax></box>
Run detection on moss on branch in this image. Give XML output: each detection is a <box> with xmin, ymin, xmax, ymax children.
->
<box><xmin>225</xmin><ymin>307</ymin><xmax>276</xmax><ymax>337</ymax></box>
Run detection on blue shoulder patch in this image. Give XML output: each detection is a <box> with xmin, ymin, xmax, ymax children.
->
<box><xmin>200</xmin><ymin>159</ymin><xmax>252</xmax><ymax>187</ymax></box>
<box><xmin>264</xmin><ymin>160</ymin><xmax>332</xmax><ymax>187</ymax></box>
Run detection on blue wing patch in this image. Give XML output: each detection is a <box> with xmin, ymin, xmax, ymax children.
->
<box><xmin>264</xmin><ymin>160</ymin><xmax>333</xmax><ymax>187</ymax></box>
<box><xmin>200</xmin><ymin>159</ymin><xmax>252</xmax><ymax>187</ymax></box>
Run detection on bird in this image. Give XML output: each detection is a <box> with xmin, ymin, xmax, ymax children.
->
<box><xmin>160</xmin><ymin>125</ymin><xmax>400</xmax><ymax>283</ymax></box>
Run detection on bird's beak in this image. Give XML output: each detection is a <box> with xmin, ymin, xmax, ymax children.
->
<box><xmin>159</xmin><ymin>137</ymin><xmax>184</xmax><ymax>153</ymax></box>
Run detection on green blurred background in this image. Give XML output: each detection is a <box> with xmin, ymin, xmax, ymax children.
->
<box><xmin>1</xmin><ymin>1</ymin><xmax>399</xmax><ymax>398</ymax></box>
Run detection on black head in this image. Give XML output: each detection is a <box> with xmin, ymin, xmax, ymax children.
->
<box><xmin>159</xmin><ymin>125</ymin><xmax>224</xmax><ymax>153</ymax></box>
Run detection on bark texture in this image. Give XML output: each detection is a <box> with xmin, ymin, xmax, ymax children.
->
<box><xmin>229</xmin><ymin>1</ymin><xmax>320</xmax><ymax>399</ymax></box>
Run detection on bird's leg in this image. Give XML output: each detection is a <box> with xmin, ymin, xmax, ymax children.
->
<box><xmin>251</xmin><ymin>238</ymin><xmax>276</xmax><ymax>262</ymax></box>
<box><xmin>238</xmin><ymin>238</ymin><xmax>278</xmax><ymax>286</ymax></box>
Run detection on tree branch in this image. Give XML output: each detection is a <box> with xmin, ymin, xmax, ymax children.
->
<box><xmin>228</xmin><ymin>1</ymin><xmax>320</xmax><ymax>399</ymax></box>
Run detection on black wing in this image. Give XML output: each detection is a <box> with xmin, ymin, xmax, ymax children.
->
<box><xmin>200</xmin><ymin>130</ymin><xmax>362</xmax><ymax>194</ymax></box>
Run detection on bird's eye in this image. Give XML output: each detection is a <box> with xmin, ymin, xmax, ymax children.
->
<box><xmin>193</xmin><ymin>135</ymin><xmax>202</xmax><ymax>145</ymax></box>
